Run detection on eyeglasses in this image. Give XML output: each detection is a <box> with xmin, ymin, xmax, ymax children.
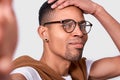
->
<box><xmin>43</xmin><ymin>19</ymin><xmax>92</xmax><ymax>34</ymax></box>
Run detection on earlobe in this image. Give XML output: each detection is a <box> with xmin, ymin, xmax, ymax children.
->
<box><xmin>38</xmin><ymin>26</ymin><xmax>48</xmax><ymax>40</ymax></box>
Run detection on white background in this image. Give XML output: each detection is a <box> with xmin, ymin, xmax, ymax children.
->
<box><xmin>13</xmin><ymin>0</ymin><xmax>120</xmax><ymax>80</ymax></box>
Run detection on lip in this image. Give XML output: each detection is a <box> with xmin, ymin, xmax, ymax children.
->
<box><xmin>69</xmin><ymin>42</ymin><xmax>84</xmax><ymax>49</ymax></box>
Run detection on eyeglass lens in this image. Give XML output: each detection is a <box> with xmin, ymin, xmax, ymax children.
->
<box><xmin>62</xmin><ymin>20</ymin><xmax>92</xmax><ymax>34</ymax></box>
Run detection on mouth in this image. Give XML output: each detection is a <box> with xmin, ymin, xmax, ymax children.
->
<box><xmin>69</xmin><ymin>42</ymin><xmax>84</xmax><ymax>49</ymax></box>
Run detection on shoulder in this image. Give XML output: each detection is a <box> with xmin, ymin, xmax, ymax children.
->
<box><xmin>11</xmin><ymin>66</ymin><xmax>42</xmax><ymax>80</ymax></box>
<box><xmin>12</xmin><ymin>55</ymin><xmax>34</xmax><ymax>63</ymax></box>
<box><xmin>12</xmin><ymin>55</ymin><xmax>39</xmax><ymax>69</ymax></box>
<box><xmin>11</xmin><ymin>56</ymin><xmax>42</xmax><ymax>80</ymax></box>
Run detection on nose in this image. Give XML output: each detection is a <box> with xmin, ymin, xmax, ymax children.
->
<box><xmin>72</xmin><ymin>25</ymin><xmax>84</xmax><ymax>37</ymax></box>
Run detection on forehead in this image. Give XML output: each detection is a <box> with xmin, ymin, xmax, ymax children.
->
<box><xmin>51</xmin><ymin>6</ymin><xmax>84</xmax><ymax>21</ymax></box>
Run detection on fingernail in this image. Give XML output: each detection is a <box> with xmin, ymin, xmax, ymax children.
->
<box><xmin>58</xmin><ymin>6</ymin><xmax>62</xmax><ymax>9</ymax></box>
<box><xmin>51</xmin><ymin>5</ymin><xmax>56</xmax><ymax>8</ymax></box>
<box><xmin>48</xmin><ymin>1</ymin><xmax>52</xmax><ymax>4</ymax></box>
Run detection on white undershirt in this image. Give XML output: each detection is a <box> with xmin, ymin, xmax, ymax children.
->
<box><xmin>11</xmin><ymin>60</ymin><xmax>93</xmax><ymax>80</ymax></box>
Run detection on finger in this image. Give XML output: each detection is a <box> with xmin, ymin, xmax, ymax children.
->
<box><xmin>0</xmin><ymin>57</ymin><xmax>11</xmax><ymax>74</ymax></box>
<box><xmin>51</xmin><ymin>0</ymin><xmax>66</xmax><ymax>8</ymax></box>
<box><xmin>0</xmin><ymin>57</ymin><xmax>12</xmax><ymax>80</ymax></box>
<box><xmin>48</xmin><ymin>0</ymin><xmax>56</xmax><ymax>4</ymax></box>
<box><xmin>57</xmin><ymin>0</ymin><xmax>72</xmax><ymax>9</ymax></box>
<box><xmin>0</xmin><ymin>0</ymin><xmax>17</xmax><ymax>57</ymax></box>
<box><xmin>0</xmin><ymin>0</ymin><xmax>12</xmax><ymax>5</ymax></box>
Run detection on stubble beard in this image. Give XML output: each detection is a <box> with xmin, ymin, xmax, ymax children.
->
<box><xmin>64</xmin><ymin>47</ymin><xmax>83</xmax><ymax>61</ymax></box>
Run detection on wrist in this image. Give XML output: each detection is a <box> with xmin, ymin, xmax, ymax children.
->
<box><xmin>92</xmin><ymin>4</ymin><xmax>105</xmax><ymax>17</ymax></box>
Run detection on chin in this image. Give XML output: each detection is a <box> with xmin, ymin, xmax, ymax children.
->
<box><xmin>65</xmin><ymin>52</ymin><xmax>82</xmax><ymax>61</ymax></box>
<box><xmin>65</xmin><ymin>47</ymin><xmax>83</xmax><ymax>61</ymax></box>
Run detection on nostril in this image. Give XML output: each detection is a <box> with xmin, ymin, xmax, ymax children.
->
<box><xmin>74</xmin><ymin>34</ymin><xmax>84</xmax><ymax>38</ymax></box>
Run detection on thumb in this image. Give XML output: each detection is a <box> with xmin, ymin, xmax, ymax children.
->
<box><xmin>0</xmin><ymin>0</ymin><xmax>12</xmax><ymax>6</ymax></box>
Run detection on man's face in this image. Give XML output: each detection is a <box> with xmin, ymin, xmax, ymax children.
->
<box><xmin>46</xmin><ymin>6</ymin><xmax>88</xmax><ymax>61</ymax></box>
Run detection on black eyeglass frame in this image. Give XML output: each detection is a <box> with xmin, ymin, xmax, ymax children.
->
<box><xmin>43</xmin><ymin>19</ymin><xmax>93</xmax><ymax>34</ymax></box>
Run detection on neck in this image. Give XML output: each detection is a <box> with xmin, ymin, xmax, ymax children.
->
<box><xmin>40</xmin><ymin>52</ymin><xmax>71</xmax><ymax>76</ymax></box>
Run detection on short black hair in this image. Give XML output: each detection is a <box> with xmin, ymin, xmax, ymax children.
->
<box><xmin>38</xmin><ymin>1</ymin><xmax>56</xmax><ymax>25</ymax></box>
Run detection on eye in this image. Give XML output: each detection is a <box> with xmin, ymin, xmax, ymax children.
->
<box><xmin>79</xmin><ymin>21</ymin><xmax>92</xmax><ymax>34</ymax></box>
<box><xmin>63</xmin><ymin>21</ymin><xmax>74</xmax><ymax>28</ymax></box>
<box><xmin>62</xmin><ymin>20</ymin><xmax>75</xmax><ymax>32</ymax></box>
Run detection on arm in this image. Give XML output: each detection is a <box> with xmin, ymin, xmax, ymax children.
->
<box><xmin>93</xmin><ymin>5</ymin><xmax>120</xmax><ymax>51</ymax></box>
<box><xmin>10</xmin><ymin>74</ymin><xmax>27</xmax><ymax>80</ymax></box>
<box><xmin>89</xmin><ymin>6</ymin><xmax>120</xmax><ymax>79</ymax></box>
<box><xmin>48</xmin><ymin>0</ymin><xmax>120</xmax><ymax>79</ymax></box>
<box><xmin>0</xmin><ymin>0</ymin><xmax>18</xmax><ymax>79</ymax></box>
<box><xmin>89</xmin><ymin>56</ymin><xmax>120</xmax><ymax>80</ymax></box>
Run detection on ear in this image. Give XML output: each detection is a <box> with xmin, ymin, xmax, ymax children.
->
<box><xmin>38</xmin><ymin>25</ymin><xmax>48</xmax><ymax>40</ymax></box>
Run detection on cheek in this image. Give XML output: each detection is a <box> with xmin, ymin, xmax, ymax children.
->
<box><xmin>48</xmin><ymin>29</ymin><xmax>68</xmax><ymax>55</ymax></box>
